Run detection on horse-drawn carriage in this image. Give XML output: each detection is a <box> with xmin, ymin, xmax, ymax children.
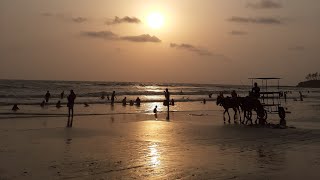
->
<box><xmin>217</xmin><ymin>77</ymin><xmax>287</xmax><ymax>125</ymax></box>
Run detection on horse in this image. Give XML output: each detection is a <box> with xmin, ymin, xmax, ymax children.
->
<box><xmin>238</xmin><ymin>96</ymin><xmax>267</xmax><ymax>125</ymax></box>
<box><xmin>216</xmin><ymin>95</ymin><xmax>242</xmax><ymax>123</ymax></box>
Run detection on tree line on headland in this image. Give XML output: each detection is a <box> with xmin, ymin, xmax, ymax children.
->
<box><xmin>297</xmin><ymin>72</ymin><xmax>320</xmax><ymax>88</ymax></box>
<box><xmin>305</xmin><ymin>72</ymin><xmax>320</xmax><ymax>81</ymax></box>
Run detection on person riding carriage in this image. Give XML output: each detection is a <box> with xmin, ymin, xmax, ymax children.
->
<box><xmin>250</xmin><ymin>82</ymin><xmax>260</xmax><ymax>98</ymax></box>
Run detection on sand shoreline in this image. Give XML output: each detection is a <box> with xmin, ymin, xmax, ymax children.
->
<box><xmin>0</xmin><ymin>113</ymin><xmax>319</xmax><ymax>180</ymax></box>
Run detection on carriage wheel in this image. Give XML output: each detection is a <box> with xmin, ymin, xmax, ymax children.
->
<box><xmin>278</xmin><ymin>107</ymin><xmax>286</xmax><ymax>119</ymax></box>
<box><xmin>258</xmin><ymin>110</ymin><xmax>268</xmax><ymax>120</ymax></box>
<box><xmin>257</xmin><ymin>110</ymin><xmax>268</xmax><ymax>125</ymax></box>
<box><xmin>245</xmin><ymin>111</ymin><xmax>252</xmax><ymax>120</ymax></box>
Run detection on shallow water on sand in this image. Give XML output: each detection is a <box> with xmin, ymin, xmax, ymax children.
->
<box><xmin>0</xmin><ymin>114</ymin><xmax>319</xmax><ymax>179</ymax></box>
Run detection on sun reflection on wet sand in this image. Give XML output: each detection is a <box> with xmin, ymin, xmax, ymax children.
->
<box><xmin>148</xmin><ymin>143</ymin><xmax>161</xmax><ymax>167</ymax></box>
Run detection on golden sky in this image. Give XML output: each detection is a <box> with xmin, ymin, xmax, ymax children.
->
<box><xmin>1</xmin><ymin>0</ymin><xmax>319</xmax><ymax>85</ymax></box>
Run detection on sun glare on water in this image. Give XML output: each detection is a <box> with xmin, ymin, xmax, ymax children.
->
<box><xmin>147</xmin><ymin>13</ymin><xmax>164</xmax><ymax>29</ymax></box>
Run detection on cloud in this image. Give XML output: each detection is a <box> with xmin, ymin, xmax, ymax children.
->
<box><xmin>247</xmin><ymin>0</ymin><xmax>283</xmax><ymax>9</ymax></box>
<box><xmin>81</xmin><ymin>31</ymin><xmax>119</xmax><ymax>40</ymax></box>
<box><xmin>106</xmin><ymin>16</ymin><xmax>141</xmax><ymax>25</ymax></box>
<box><xmin>289</xmin><ymin>46</ymin><xmax>305</xmax><ymax>51</ymax></box>
<box><xmin>228</xmin><ymin>16</ymin><xmax>283</xmax><ymax>25</ymax></box>
<box><xmin>229</xmin><ymin>30</ymin><xmax>248</xmax><ymax>35</ymax></box>
<box><xmin>41</xmin><ymin>12</ymin><xmax>88</xmax><ymax>23</ymax></box>
<box><xmin>170</xmin><ymin>43</ymin><xmax>213</xmax><ymax>56</ymax></box>
<box><xmin>72</xmin><ymin>17</ymin><xmax>87</xmax><ymax>23</ymax></box>
<box><xmin>81</xmin><ymin>31</ymin><xmax>161</xmax><ymax>43</ymax></box>
<box><xmin>120</xmin><ymin>34</ymin><xmax>161</xmax><ymax>42</ymax></box>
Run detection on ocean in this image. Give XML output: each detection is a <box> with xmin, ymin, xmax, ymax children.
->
<box><xmin>0</xmin><ymin>79</ymin><xmax>320</xmax><ymax>129</ymax></box>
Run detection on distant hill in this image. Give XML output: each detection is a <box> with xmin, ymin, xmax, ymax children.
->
<box><xmin>297</xmin><ymin>80</ymin><xmax>320</xmax><ymax>88</ymax></box>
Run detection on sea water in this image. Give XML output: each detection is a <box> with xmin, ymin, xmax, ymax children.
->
<box><xmin>0</xmin><ymin>79</ymin><xmax>319</xmax><ymax>129</ymax></box>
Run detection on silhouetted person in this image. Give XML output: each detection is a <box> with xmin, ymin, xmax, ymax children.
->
<box><xmin>60</xmin><ymin>91</ymin><xmax>64</xmax><ymax>99</ymax></box>
<box><xmin>45</xmin><ymin>91</ymin><xmax>51</xmax><ymax>103</ymax></box>
<box><xmin>203</xmin><ymin>99</ymin><xmax>206</xmax><ymax>104</ymax></box>
<box><xmin>84</xmin><ymin>102</ymin><xmax>89</xmax><ymax>107</ymax></box>
<box><xmin>231</xmin><ymin>90</ymin><xmax>237</xmax><ymax>98</ymax></box>
<box><xmin>56</xmin><ymin>100</ymin><xmax>62</xmax><ymax>108</ymax></box>
<box><xmin>40</xmin><ymin>100</ymin><xmax>45</xmax><ymax>108</ymax></box>
<box><xmin>101</xmin><ymin>92</ymin><xmax>105</xmax><ymax>100</ymax></box>
<box><xmin>111</xmin><ymin>91</ymin><xmax>116</xmax><ymax>105</ymax></box>
<box><xmin>251</xmin><ymin>82</ymin><xmax>260</xmax><ymax>98</ymax></box>
<box><xmin>135</xmin><ymin>97</ymin><xmax>141</xmax><ymax>106</ymax></box>
<box><xmin>153</xmin><ymin>105</ymin><xmax>158</xmax><ymax>113</ymax></box>
<box><xmin>171</xmin><ymin>98</ymin><xmax>175</xmax><ymax>106</ymax></box>
<box><xmin>67</xmin><ymin>90</ymin><xmax>76</xmax><ymax>127</ymax></box>
<box><xmin>122</xmin><ymin>97</ymin><xmax>127</xmax><ymax>106</ymax></box>
<box><xmin>284</xmin><ymin>92</ymin><xmax>287</xmax><ymax>102</ymax></box>
<box><xmin>164</xmin><ymin>88</ymin><xmax>170</xmax><ymax>120</ymax></box>
<box><xmin>209</xmin><ymin>93</ymin><xmax>213</xmax><ymax>98</ymax></box>
<box><xmin>129</xmin><ymin>100</ymin><xmax>134</xmax><ymax>106</ymax></box>
<box><xmin>12</xmin><ymin>104</ymin><xmax>19</xmax><ymax>111</ymax></box>
<box><xmin>107</xmin><ymin>94</ymin><xmax>110</xmax><ymax>100</ymax></box>
<box><xmin>299</xmin><ymin>91</ymin><xmax>303</xmax><ymax>101</ymax></box>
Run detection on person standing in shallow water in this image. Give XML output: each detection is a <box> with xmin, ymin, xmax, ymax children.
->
<box><xmin>67</xmin><ymin>90</ymin><xmax>76</xmax><ymax>127</ymax></box>
<box><xmin>111</xmin><ymin>91</ymin><xmax>116</xmax><ymax>105</ymax></box>
<box><xmin>45</xmin><ymin>91</ymin><xmax>51</xmax><ymax>103</ymax></box>
<box><xmin>164</xmin><ymin>88</ymin><xmax>170</xmax><ymax>120</ymax></box>
<box><xmin>60</xmin><ymin>91</ymin><xmax>64</xmax><ymax>99</ymax></box>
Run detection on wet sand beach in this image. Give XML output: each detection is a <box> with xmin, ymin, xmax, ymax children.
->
<box><xmin>0</xmin><ymin>103</ymin><xmax>320</xmax><ymax>180</ymax></box>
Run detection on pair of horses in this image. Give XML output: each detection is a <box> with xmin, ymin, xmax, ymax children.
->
<box><xmin>216</xmin><ymin>94</ymin><xmax>267</xmax><ymax>125</ymax></box>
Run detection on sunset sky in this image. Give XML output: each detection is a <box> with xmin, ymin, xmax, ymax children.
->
<box><xmin>1</xmin><ymin>0</ymin><xmax>319</xmax><ymax>85</ymax></box>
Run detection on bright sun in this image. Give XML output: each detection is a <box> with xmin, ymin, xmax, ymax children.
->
<box><xmin>147</xmin><ymin>13</ymin><xmax>164</xmax><ymax>29</ymax></box>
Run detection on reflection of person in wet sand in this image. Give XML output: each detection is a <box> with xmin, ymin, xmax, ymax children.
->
<box><xmin>67</xmin><ymin>90</ymin><xmax>76</xmax><ymax>127</ymax></box>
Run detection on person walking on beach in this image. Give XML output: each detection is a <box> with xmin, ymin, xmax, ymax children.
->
<box><xmin>153</xmin><ymin>105</ymin><xmax>158</xmax><ymax>119</ymax></box>
<box><xmin>56</xmin><ymin>100</ymin><xmax>62</xmax><ymax>108</ymax></box>
<box><xmin>164</xmin><ymin>88</ymin><xmax>170</xmax><ymax>120</ymax></box>
<box><xmin>299</xmin><ymin>91</ymin><xmax>303</xmax><ymax>101</ymax></box>
<box><xmin>67</xmin><ymin>90</ymin><xmax>76</xmax><ymax>127</ymax></box>
<box><xmin>45</xmin><ymin>91</ymin><xmax>51</xmax><ymax>103</ymax></box>
<box><xmin>135</xmin><ymin>97</ymin><xmax>141</xmax><ymax>106</ymax></box>
<box><xmin>60</xmin><ymin>91</ymin><xmax>64</xmax><ymax>99</ymax></box>
<box><xmin>111</xmin><ymin>91</ymin><xmax>116</xmax><ymax>105</ymax></box>
<box><xmin>122</xmin><ymin>97</ymin><xmax>127</xmax><ymax>106</ymax></box>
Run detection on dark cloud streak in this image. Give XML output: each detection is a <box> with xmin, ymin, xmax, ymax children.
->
<box><xmin>247</xmin><ymin>0</ymin><xmax>283</xmax><ymax>9</ymax></box>
<box><xmin>229</xmin><ymin>30</ymin><xmax>248</xmax><ymax>35</ymax></box>
<box><xmin>81</xmin><ymin>31</ymin><xmax>161</xmax><ymax>43</ymax></box>
<box><xmin>228</xmin><ymin>16</ymin><xmax>283</xmax><ymax>25</ymax></box>
<box><xmin>170</xmin><ymin>43</ymin><xmax>212</xmax><ymax>56</ymax></box>
<box><xmin>106</xmin><ymin>16</ymin><xmax>141</xmax><ymax>25</ymax></box>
